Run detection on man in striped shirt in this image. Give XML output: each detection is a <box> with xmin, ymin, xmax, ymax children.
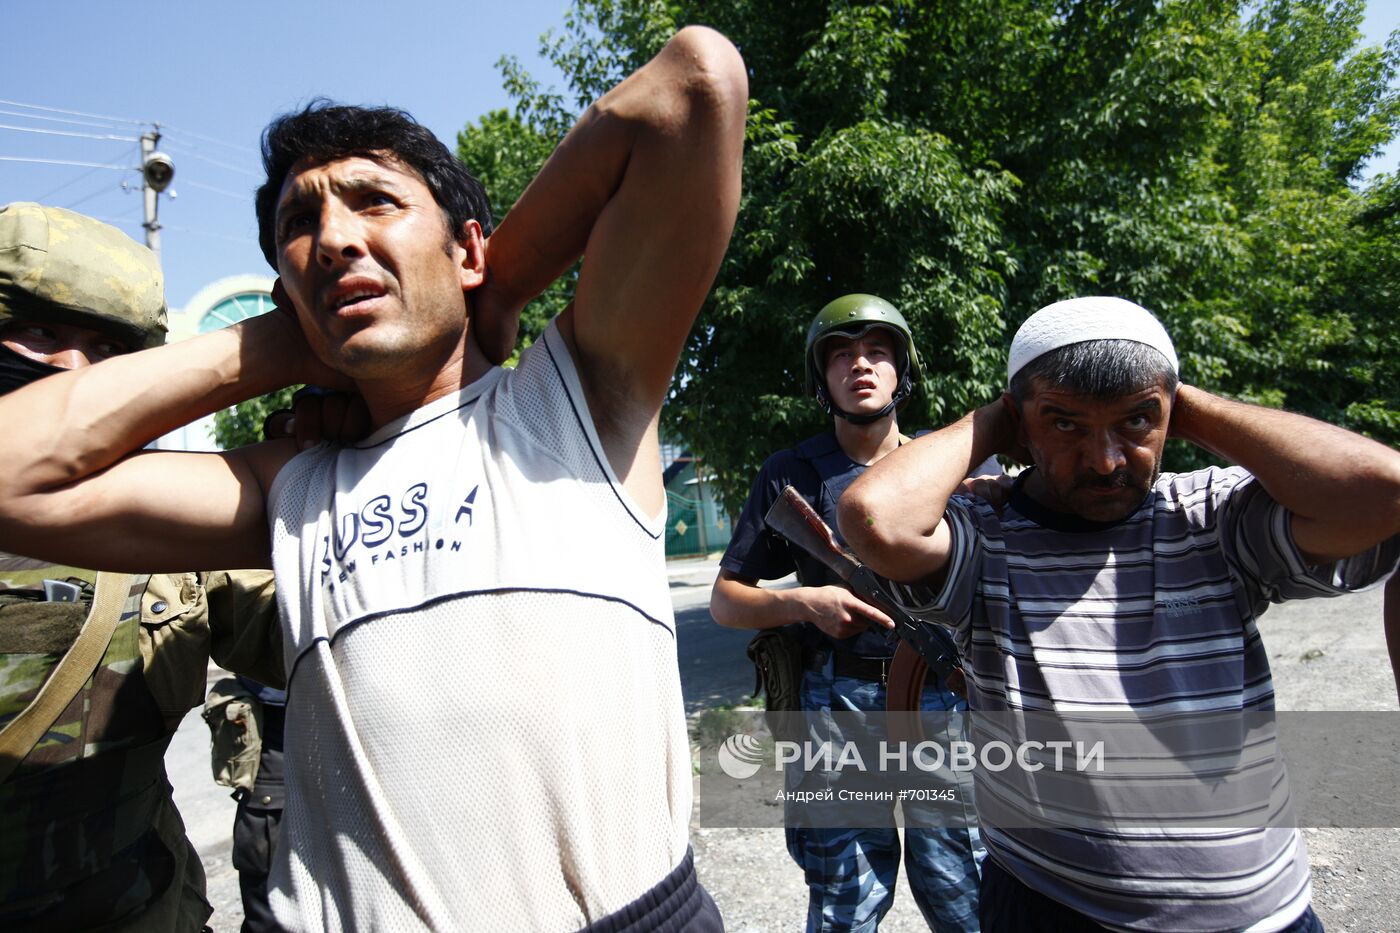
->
<box><xmin>838</xmin><ymin>297</ymin><xmax>1400</xmax><ymax>932</ymax></box>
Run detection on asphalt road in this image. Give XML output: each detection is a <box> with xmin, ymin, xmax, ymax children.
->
<box><xmin>166</xmin><ymin>563</ymin><xmax>1400</xmax><ymax>931</ymax></box>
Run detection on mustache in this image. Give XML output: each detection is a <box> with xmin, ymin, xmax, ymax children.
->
<box><xmin>1075</xmin><ymin>471</ymin><xmax>1135</xmax><ymax>490</ymax></box>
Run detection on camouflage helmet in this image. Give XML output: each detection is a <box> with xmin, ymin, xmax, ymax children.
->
<box><xmin>0</xmin><ymin>202</ymin><xmax>167</xmax><ymax>350</ymax></box>
<box><xmin>804</xmin><ymin>294</ymin><xmax>921</xmax><ymax>422</ymax></box>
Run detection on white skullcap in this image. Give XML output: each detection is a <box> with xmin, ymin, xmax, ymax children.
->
<box><xmin>1007</xmin><ymin>296</ymin><xmax>1178</xmax><ymax>387</ymax></box>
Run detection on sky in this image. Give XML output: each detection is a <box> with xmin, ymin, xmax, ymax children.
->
<box><xmin>2</xmin><ymin>0</ymin><xmax>1397</xmax><ymax>313</ymax></box>
<box><xmin>1</xmin><ymin>0</ymin><xmax>572</xmax><ymax>310</ymax></box>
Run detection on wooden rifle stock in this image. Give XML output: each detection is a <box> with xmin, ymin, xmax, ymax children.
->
<box><xmin>763</xmin><ymin>485</ymin><xmax>964</xmax><ymax>690</ymax></box>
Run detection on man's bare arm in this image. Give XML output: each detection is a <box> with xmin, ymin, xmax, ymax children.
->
<box><xmin>474</xmin><ymin>26</ymin><xmax>747</xmax><ymax>511</ymax></box>
<box><xmin>1171</xmin><ymin>385</ymin><xmax>1400</xmax><ymax>563</ymax></box>
<box><xmin>839</xmin><ymin>402</ymin><xmax>1015</xmax><ymax>584</ymax></box>
<box><xmin>711</xmin><ymin>570</ymin><xmax>894</xmax><ymax>641</ymax></box>
<box><xmin>0</xmin><ymin>310</ymin><xmax>333</xmax><ymax>571</ymax></box>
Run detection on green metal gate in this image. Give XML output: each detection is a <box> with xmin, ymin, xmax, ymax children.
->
<box><xmin>665</xmin><ymin>490</ymin><xmax>703</xmax><ymax>558</ymax></box>
<box><xmin>664</xmin><ymin>489</ymin><xmax>732</xmax><ymax>559</ymax></box>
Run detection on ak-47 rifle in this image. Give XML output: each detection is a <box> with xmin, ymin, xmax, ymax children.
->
<box><xmin>763</xmin><ymin>485</ymin><xmax>965</xmax><ymax>703</ymax></box>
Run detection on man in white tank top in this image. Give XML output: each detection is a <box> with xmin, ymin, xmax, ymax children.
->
<box><xmin>0</xmin><ymin>26</ymin><xmax>747</xmax><ymax>932</ymax></box>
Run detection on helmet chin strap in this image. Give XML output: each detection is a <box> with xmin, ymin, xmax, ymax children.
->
<box><xmin>831</xmin><ymin>399</ymin><xmax>898</xmax><ymax>425</ymax></box>
<box><xmin>824</xmin><ymin>369</ymin><xmax>914</xmax><ymax>425</ymax></box>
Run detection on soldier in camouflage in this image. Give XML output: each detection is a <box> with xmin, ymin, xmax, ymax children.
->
<box><xmin>0</xmin><ymin>202</ymin><xmax>282</xmax><ymax>932</ymax></box>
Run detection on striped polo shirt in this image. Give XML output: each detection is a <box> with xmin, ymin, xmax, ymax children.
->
<box><xmin>890</xmin><ymin>466</ymin><xmax>1399</xmax><ymax>932</ymax></box>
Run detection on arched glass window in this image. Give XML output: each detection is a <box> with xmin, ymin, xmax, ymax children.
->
<box><xmin>198</xmin><ymin>291</ymin><xmax>274</xmax><ymax>333</ymax></box>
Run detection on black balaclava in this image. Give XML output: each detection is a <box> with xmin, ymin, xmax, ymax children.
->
<box><xmin>0</xmin><ymin>342</ymin><xmax>64</xmax><ymax>396</ymax></box>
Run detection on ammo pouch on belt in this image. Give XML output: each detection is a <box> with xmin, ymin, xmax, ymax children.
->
<box><xmin>746</xmin><ymin>626</ymin><xmax>810</xmax><ymax>742</ymax></box>
<box><xmin>746</xmin><ymin>625</ymin><xmax>806</xmax><ymax>712</ymax></box>
<box><xmin>203</xmin><ymin>677</ymin><xmax>263</xmax><ymax>796</ymax></box>
<box><xmin>750</xmin><ymin>624</ymin><xmax>806</xmax><ymax>739</ymax></box>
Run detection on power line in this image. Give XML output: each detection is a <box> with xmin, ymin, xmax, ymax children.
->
<box><xmin>0</xmin><ymin>98</ymin><xmax>148</xmax><ymax>127</ymax></box>
<box><xmin>0</xmin><ymin>107</ymin><xmax>132</xmax><ymax>131</ymax></box>
<box><xmin>0</xmin><ymin>155</ymin><xmax>135</xmax><ymax>170</ymax></box>
<box><xmin>0</xmin><ymin>121</ymin><xmax>137</xmax><ymax>143</ymax></box>
<box><xmin>160</xmin><ymin>124</ymin><xmax>257</xmax><ymax>157</ymax></box>
<box><xmin>62</xmin><ymin>179</ymin><xmax>125</xmax><ymax>211</ymax></box>
<box><xmin>78</xmin><ymin>212</ymin><xmax>142</xmax><ymax>229</ymax></box>
<box><xmin>62</xmin><ymin>216</ymin><xmax>259</xmax><ymax>247</ymax></box>
<box><xmin>34</xmin><ymin>163</ymin><xmax>106</xmax><ymax>202</ymax></box>
<box><xmin>163</xmin><ymin>223</ymin><xmax>258</xmax><ymax>245</ymax></box>
<box><xmin>160</xmin><ymin>140</ymin><xmax>258</xmax><ymax>177</ymax></box>
<box><xmin>32</xmin><ymin>148</ymin><xmax>136</xmax><ymax>203</ymax></box>
<box><xmin>0</xmin><ymin>106</ymin><xmax>262</xmax><ymax>254</ymax></box>
<box><xmin>181</xmin><ymin>179</ymin><xmax>251</xmax><ymax>201</ymax></box>
<box><xmin>56</xmin><ymin>213</ymin><xmax>144</xmax><ymax>241</ymax></box>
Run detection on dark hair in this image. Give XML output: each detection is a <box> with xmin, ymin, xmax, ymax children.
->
<box><xmin>254</xmin><ymin>101</ymin><xmax>493</xmax><ymax>268</ymax></box>
<box><xmin>1009</xmin><ymin>339</ymin><xmax>1178</xmax><ymax>404</ymax></box>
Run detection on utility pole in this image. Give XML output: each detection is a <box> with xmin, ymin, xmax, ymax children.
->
<box><xmin>139</xmin><ymin>126</ymin><xmax>174</xmax><ymax>261</ymax></box>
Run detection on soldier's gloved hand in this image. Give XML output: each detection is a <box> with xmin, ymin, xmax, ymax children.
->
<box><xmin>798</xmin><ymin>584</ymin><xmax>895</xmax><ymax>641</ymax></box>
<box><xmin>262</xmin><ymin>386</ymin><xmax>371</xmax><ymax>450</ymax></box>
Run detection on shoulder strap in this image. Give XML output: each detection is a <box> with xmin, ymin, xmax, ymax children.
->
<box><xmin>0</xmin><ymin>571</ymin><xmax>134</xmax><ymax>782</ymax></box>
<box><xmin>793</xmin><ymin>432</ymin><xmax>841</xmax><ymax>463</ymax></box>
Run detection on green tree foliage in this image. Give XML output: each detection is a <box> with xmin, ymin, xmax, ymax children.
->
<box><xmin>457</xmin><ymin>110</ymin><xmax>575</xmax><ymax>354</ymax></box>
<box><xmin>459</xmin><ymin>0</ymin><xmax>1398</xmax><ymax>511</ymax></box>
<box><xmin>211</xmin><ymin>386</ymin><xmax>298</xmax><ymax>450</ymax></box>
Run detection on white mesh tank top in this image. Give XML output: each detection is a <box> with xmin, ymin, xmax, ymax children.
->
<box><xmin>265</xmin><ymin>322</ymin><xmax>690</xmax><ymax>931</ymax></box>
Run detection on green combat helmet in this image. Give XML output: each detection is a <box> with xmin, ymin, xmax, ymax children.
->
<box><xmin>804</xmin><ymin>293</ymin><xmax>921</xmax><ymax>424</ymax></box>
<box><xmin>0</xmin><ymin>202</ymin><xmax>167</xmax><ymax>350</ymax></box>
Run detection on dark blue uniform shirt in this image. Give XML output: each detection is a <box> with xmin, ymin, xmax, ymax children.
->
<box><xmin>722</xmin><ymin>432</ymin><xmax>1001</xmax><ymax>658</ymax></box>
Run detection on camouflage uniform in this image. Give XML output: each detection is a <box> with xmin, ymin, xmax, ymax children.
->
<box><xmin>0</xmin><ymin>203</ymin><xmax>283</xmax><ymax>931</ymax></box>
<box><xmin>0</xmin><ymin>202</ymin><xmax>167</xmax><ymax>349</ymax></box>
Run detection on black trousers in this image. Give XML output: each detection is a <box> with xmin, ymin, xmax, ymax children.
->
<box><xmin>232</xmin><ymin>740</ymin><xmax>284</xmax><ymax>933</ymax></box>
